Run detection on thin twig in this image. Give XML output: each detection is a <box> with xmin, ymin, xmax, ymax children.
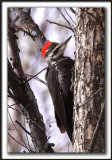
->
<box><xmin>25</xmin><ymin>57</ymin><xmax>69</xmax><ymax>84</ymax></box>
<box><xmin>78</xmin><ymin>88</ymin><xmax>104</xmax><ymax>107</ymax></box>
<box><xmin>15</xmin><ymin>120</ymin><xmax>31</xmax><ymax>135</ymax></box>
<box><xmin>8</xmin><ymin>110</ymin><xmax>28</xmax><ymax>150</ymax></box>
<box><xmin>8</xmin><ymin>103</ymin><xmax>20</xmax><ymax>107</ymax></box>
<box><xmin>8</xmin><ymin>104</ymin><xmax>21</xmax><ymax>115</ymax></box>
<box><xmin>26</xmin><ymin>74</ymin><xmax>47</xmax><ymax>86</ymax></box>
<box><xmin>47</xmin><ymin>20</ymin><xmax>73</xmax><ymax>32</ymax></box>
<box><xmin>69</xmin><ymin>8</ymin><xmax>76</xmax><ymax>15</ymax></box>
<box><xmin>47</xmin><ymin>130</ymin><xmax>55</xmax><ymax>138</ymax></box>
<box><xmin>8</xmin><ymin>132</ymin><xmax>29</xmax><ymax>150</ymax></box>
<box><xmin>57</xmin><ymin>8</ymin><xmax>72</xmax><ymax>29</ymax></box>
<box><xmin>64</xmin><ymin>8</ymin><xmax>74</xmax><ymax>23</ymax></box>
<box><xmin>25</xmin><ymin>67</ymin><xmax>47</xmax><ymax>84</ymax></box>
<box><xmin>65</xmin><ymin>8</ymin><xmax>72</xmax><ymax>12</ymax></box>
<box><xmin>8</xmin><ymin>128</ymin><xmax>15</xmax><ymax>131</ymax></box>
<box><xmin>88</xmin><ymin>102</ymin><xmax>105</xmax><ymax>152</ymax></box>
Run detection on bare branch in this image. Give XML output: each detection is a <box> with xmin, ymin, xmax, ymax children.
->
<box><xmin>8</xmin><ymin>12</ymin><xmax>26</xmax><ymax>79</ymax></box>
<box><xmin>13</xmin><ymin>8</ymin><xmax>47</xmax><ymax>47</ymax></box>
<box><xmin>8</xmin><ymin>110</ymin><xmax>28</xmax><ymax>149</ymax></box>
<box><xmin>47</xmin><ymin>19</ymin><xmax>73</xmax><ymax>32</ymax></box>
<box><xmin>64</xmin><ymin>8</ymin><xmax>74</xmax><ymax>23</ymax></box>
<box><xmin>25</xmin><ymin>57</ymin><xmax>70</xmax><ymax>84</ymax></box>
<box><xmin>69</xmin><ymin>8</ymin><xmax>76</xmax><ymax>15</ymax></box>
<box><xmin>26</xmin><ymin>74</ymin><xmax>47</xmax><ymax>86</ymax></box>
<box><xmin>15</xmin><ymin>120</ymin><xmax>31</xmax><ymax>135</ymax></box>
<box><xmin>57</xmin><ymin>8</ymin><xmax>72</xmax><ymax>29</ymax></box>
<box><xmin>8</xmin><ymin>132</ymin><xmax>34</xmax><ymax>152</ymax></box>
<box><xmin>8</xmin><ymin>104</ymin><xmax>21</xmax><ymax>115</ymax></box>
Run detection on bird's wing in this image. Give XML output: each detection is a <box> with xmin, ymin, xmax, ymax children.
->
<box><xmin>46</xmin><ymin>65</ymin><xmax>68</xmax><ymax>133</ymax></box>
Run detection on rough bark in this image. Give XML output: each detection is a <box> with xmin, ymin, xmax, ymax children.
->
<box><xmin>73</xmin><ymin>8</ymin><xmax>105</xmax><ymax>153</ymax></box>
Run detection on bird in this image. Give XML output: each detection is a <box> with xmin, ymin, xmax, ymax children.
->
<box><xmin>41</xmin><ymin>36</ymin><xmax>74</xmax><ymax>141</ymax></box>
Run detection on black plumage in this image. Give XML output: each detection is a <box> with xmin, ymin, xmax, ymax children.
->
<box><xmin>46</xmin><ymin>57</ymin><xmax>74</xmax><ymax>141</ymax></box>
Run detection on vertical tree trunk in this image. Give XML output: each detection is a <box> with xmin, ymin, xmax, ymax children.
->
<box><xmin>73</xmin><ymin>8</ymin><xmax>105</xmax><ymax>153</ymax></box>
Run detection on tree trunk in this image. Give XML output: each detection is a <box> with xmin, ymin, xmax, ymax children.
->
<box><xmin>73</xmin><ymin>8</ymin><xmax>105</xmax><ymax>153</ymax></box>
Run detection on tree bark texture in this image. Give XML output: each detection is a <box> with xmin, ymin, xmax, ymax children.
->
<box><xmin>73</xmin><ymin>8</ymin><xmax>105</xmax><ymax>153</ymax></box>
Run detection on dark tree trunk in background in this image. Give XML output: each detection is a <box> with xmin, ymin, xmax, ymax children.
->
<box><xmin>8</xmin><ymin>8</ymin><xmax>54</xmax><ymax>153</ymax></box>
<box><xmin>73</xmin><ymin>8</ymin><xmax>105</xmax><ymax>152</ymax></box>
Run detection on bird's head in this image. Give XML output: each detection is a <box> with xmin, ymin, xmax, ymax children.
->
<box><xmin>41</xmin><ymin>36</ymin><xmax>72</xmax><ymax>64</ymax></box>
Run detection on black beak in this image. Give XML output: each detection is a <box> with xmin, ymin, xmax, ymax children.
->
<box><xmin>53</xmin><ymin>36</ymin><xmax>72</xmax><ymax>56</ymax></box>
<box><xmin>59</xmin><ymin>36</ymin><xmax>72</xmax><ymax>48</ymax></box>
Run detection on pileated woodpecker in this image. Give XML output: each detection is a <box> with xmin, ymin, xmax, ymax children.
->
<box><xmin>41</xmin><ymin>36</ymin><xmax>74</xmax><ymax>141</ymax></box>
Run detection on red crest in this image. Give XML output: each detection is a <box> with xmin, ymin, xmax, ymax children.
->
<box><xmin>41</xmin><ymin>41</ymin><xmax>52</xmax><ymax>58</ymax></box>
